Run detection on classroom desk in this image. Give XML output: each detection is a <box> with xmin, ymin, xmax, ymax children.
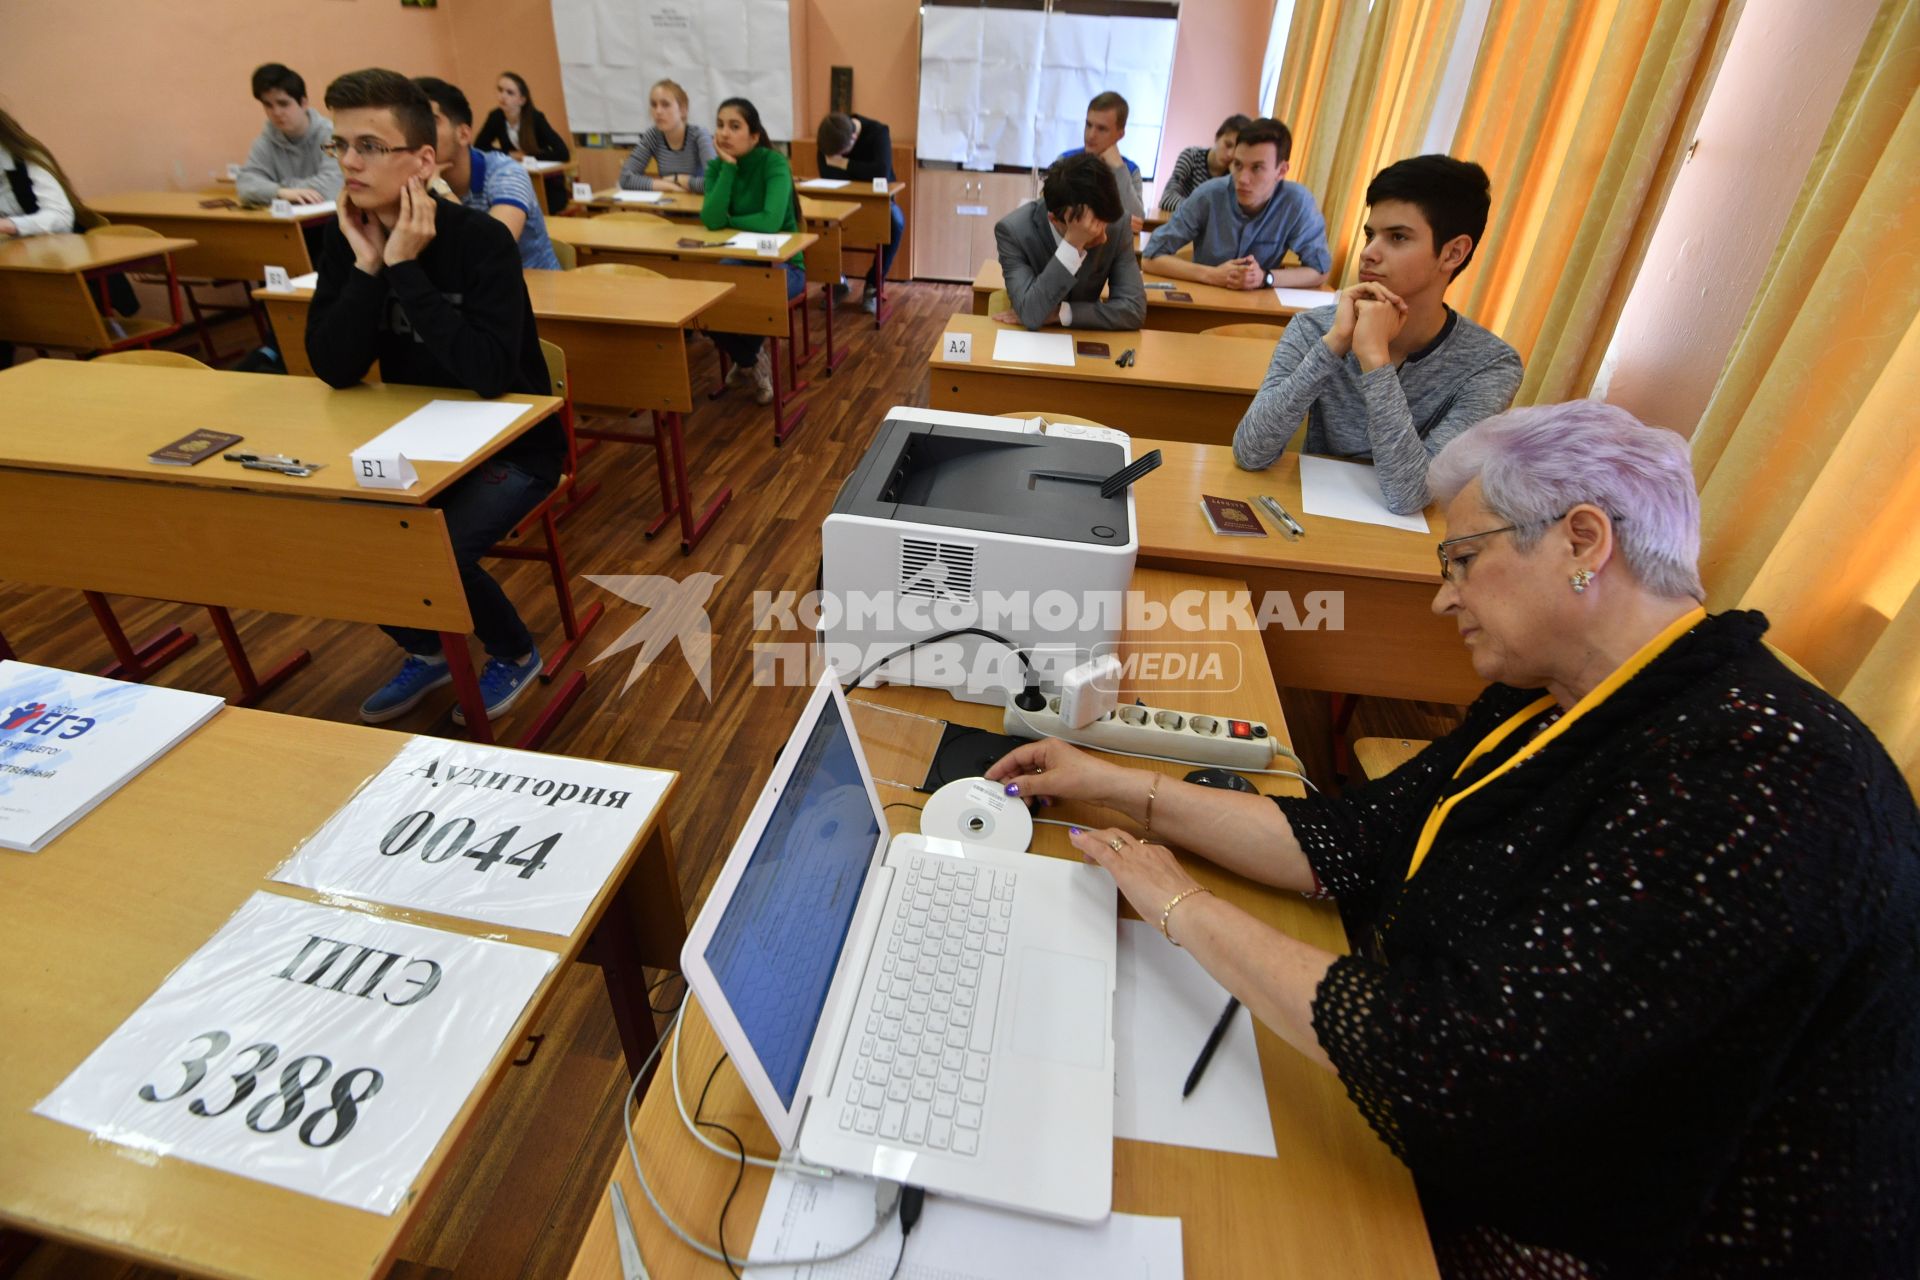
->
<box><xmin>254</xmin><ymin>271</ymin><xmax>737</xmax><ymax>554</ymax></box>
<box><xmin>796</xmin><ymin>177</ymin><xmax>905</xmax><ymax>325</ymax></box>
<box><xmin>1132</xmin><ymin>440</ymin><xmax>1482</xmax><ymax>704</ymax></box>
<box><xmin>574</xmin><ymin>191</ymin><xmax>862</xmax><ymax>373</ymax></box>
<box><xmin>972</xmin><ymin>258</ymin><xmax>1325</xmax><ymax>334</ymax></box>
<box><xmin>0</xmin><ymin>360</ymin><xmax>573</xmax><ymax>745</ymax></box>
<box><xmin>522</xmin><ymin>158</ymin><xmax>581</xmax><ymax>215</ymax></box>
<box><xmin>546</xmin><ymin>219</ymin><xmax>820</xmax><ymax>442</ymax></box>
<box><xmin>0</xmin><ymin>232</ymin><xmax>195</xmax><ymax>353</ymax></box>
<box><xmin>926</xmin><ymin>312</ymin><xmax>1270</xmax><ymax>445</ymax></box>
<box><xmin>561</xmin><ymin>565</ymin><xmax>1438</xmax><ymax>1280</ymax></box>
<box><xmin>91</xmin><ymin>191</ymin><xmax>333</xmax><ymax>280</ymax></box>
<box><xmin>0</xmin><ymin>704</ymin><xmax>687</xmax><ymax>1280</ymax></box>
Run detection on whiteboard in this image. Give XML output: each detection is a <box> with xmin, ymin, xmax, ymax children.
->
<box><xmin>553</xmin><ymin>0</ymin><xmax>797</xmax><ymax>141</ymax></box>
<box><xmin>918</xmin><ymin>6</ymin><xmax>1178</xmax><ymax>177</ymax></box>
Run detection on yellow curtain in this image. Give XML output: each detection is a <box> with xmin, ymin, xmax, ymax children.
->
<box><xmin>1692</xmin><ymin>0</ymin><xmax>1920</xmax><ymax>784</ymax></box>
<box><xmin>1269</xmin><ymin>0</ymin><xmax>1469</xmax><ymax>283</ymax></box>
<box><xmin>1449</xmin><ymin>0</ymin><xmax>1741</xmax><ymax>402</ymax></box>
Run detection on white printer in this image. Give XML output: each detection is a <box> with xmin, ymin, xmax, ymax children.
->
<box><xmin>820</xmin><ymin>407</ymin><xmax>1138</xmax><ymax>705</ymax></box>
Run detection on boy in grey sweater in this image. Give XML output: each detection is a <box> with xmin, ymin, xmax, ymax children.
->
<box><xmin>236</xmin><ymin>63</ymin><xmax>342</xmax><ymax>208</ymax></box>
<box><xmin>1234</xmin><ymin>156</ymin><xmax>1522</xmax><ymax>515</ymax></box>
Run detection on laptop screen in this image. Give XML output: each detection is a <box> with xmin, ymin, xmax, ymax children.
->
<box><xmin>701</xmin><ymin>695</ymin><xmax>882</xmax><ymax>1108</ymax></box>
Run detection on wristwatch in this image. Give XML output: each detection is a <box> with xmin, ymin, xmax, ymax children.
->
<box><xmin>1263</xmin><ymin>270</ymin><xmax>1274</xmax><ymax>288</ymax></box>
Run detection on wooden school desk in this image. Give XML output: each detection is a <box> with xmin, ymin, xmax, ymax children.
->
<box><xmin>796</xmin><ymin>177</ymin><xmax>906</xmax><ymax>325</ymax></box>
<box><xmin>972</xmin><ymin>258</ymin><xmax>1327</xmax><ymax>334</ymax></box>
<box><xmin>91</xmin><ymin>191</ymin><xmax>333</xmax><ymax>280</ymax></box>
<box><xmin>562</xmin><ymin>565</ymin><xmax>1438</xmax><ymax>1280</ymax></box>
<box><xmin>926</xmin><ymin>312</ymin><xmax>1271</xmax><ymax>445</ymax></box>
<box><xmin>0</xmin><ymin>704</ymin><xmax>687</xmax><ymax>1280</ymax></box>
<box><xmin>546</xmin><ymin>219</ymin><xmax>820</xmax><ymax>443</ymax></box>
<box><xmin>0</xmin><ymin>360</ymin><xmax>572</xmax><ymax>746</ymax></box>
<box><xmin>574</xmin><ymin>190</ymin><xmax>863</xmax><ymax>374</ymax></box>
<box><xmin>522</xmin><ymin>158</ymin><xmax>581</xmax><ymax>215</ymax></box>
<box><xmin>0</xmin><ymin>232</ymin><xmax>194</xmax><ymax>354</ymax></box>
<box><xmin>1132</xmin><ymin>440</ymin><xmax>1481</xmax><ymax>704</ymax></box>
<box><xmin>255</xmin><ymin>270</ymin><xmax>737</xmax><ymax>554</ymax></box>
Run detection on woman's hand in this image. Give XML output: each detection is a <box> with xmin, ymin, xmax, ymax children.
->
<box><xmin>661</xmin><ymin>174</ymin><xmax>690</xmax><ymax>191</ymax></box>
<box><xmin>984</xmin><ymin>738</ymin><xmax>1135</xmax><ymax>810</ymax></box>
<box><xmin>1069</xmin><ymin>827</ymin><xmax>1206</xmax><ymax>935</ymax></box>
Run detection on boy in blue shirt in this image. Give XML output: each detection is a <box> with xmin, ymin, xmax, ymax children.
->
<box><xmin>412</xmin><ymin>77</ymin><xmax>560</xmax><ymax>271</ymax></box>
<box><xmin>1054</xmin><ymin>91</ymin><xmax>1143</xmax><ymax>233</ymax></box>
<box><xmin>1143</xmin><ymin>117</ymin><xmax>1328</xmax><ymax>290</ymax></box>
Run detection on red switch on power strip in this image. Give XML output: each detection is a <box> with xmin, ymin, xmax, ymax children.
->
<box><xmin>1228</xmin><ymin>719</ymin><xmax>1254</xmax><ymax>739</ymax></box>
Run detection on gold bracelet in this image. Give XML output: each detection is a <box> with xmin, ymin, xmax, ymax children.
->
<box><xmin>1158</xmin><ymin>886</ymin><xmax>1213</xmax><ymax>947</ymax></box>
<box><xmin>1142</xmin><ymin>772</ymin><xmax>1161</xmax><ymax>840</ymax></box>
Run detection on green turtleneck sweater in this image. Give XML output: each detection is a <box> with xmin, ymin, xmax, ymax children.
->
<box><xmin>701</xmin><ymin>145</ymin><xmax>803</xmax><ymax>270</ymax></box>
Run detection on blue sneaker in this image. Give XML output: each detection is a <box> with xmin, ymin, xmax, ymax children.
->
<box><xmin>360</xmin><ymin>654</ymin><xmax>452</xmax><ymax>723</ymax></box>
<box><xmin>451</xmin><ymin>648</ymin><xmax>542</xmax><ymax>726</ymax></box>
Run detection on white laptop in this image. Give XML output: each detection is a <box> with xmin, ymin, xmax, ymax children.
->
<box><xmin>682</xmin><ymin>672</ymin><xmax>1118</xmax><ymax>1222</ymax></box>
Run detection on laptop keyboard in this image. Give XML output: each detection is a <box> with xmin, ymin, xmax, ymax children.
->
<box><xmin>836</xmin><ymin>854</ymin><xmax>1017</xmax><ymax>1157</ymax></box>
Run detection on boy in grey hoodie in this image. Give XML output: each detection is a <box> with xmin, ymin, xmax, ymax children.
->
<box><xmin>236</xmin><ymin>63</ymin><xmax>342</xmax><ymax>207</ymax></box>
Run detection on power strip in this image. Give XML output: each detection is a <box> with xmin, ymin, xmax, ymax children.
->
<box><xmin>1004</xmin><ymin>696</ymin><xmax>1283</xmax><ymax>769</ymax></box>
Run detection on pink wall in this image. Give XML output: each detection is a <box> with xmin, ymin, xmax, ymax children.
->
<box><xmin>1599</xmin><ymin>0</ymin><xmax>1878</xmax><ymax>435</ymax></box>
<box><xmin>1152</xmin><ymin>0</ymin><xmax>1273</xmax><ymax>192</ymax></box>
<box><xmin>4</xmin><ymin>0</ymin><xmax>1267</xmax><ymax>202</ymax></box>
<box><xmin>448</xmin><ymin>0</ymin><xmax>572</xmax><ymax>137</ymax></box>
<box><xmin>0</xmin><ymin>0</ymin><xmax>457</xmax><ymax>197</ymax></box>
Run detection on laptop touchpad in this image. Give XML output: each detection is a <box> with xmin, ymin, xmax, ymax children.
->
<box><xmin>1010</xmin><ymin>949</ymin><xmax>1108</xmax><ymax>1069</ymax></box>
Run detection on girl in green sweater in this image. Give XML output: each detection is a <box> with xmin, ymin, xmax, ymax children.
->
<box><xmin>702</xmin><ymin>97</ymin><xmax>805</xmax><ymax>405</ymax></box>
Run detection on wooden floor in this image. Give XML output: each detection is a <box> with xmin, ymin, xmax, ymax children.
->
<box><xmin>2</xmin><ymin>282</ymin><xmax>1462</xmax><ymax>1280</ymax></box>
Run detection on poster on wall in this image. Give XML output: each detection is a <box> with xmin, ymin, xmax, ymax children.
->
<box><xmin>555</xmin><ymin>0</ymin><xmax>796</xmax><ymax>140</ymax></box>
<box><xmin>918</xmin><ymin>3</ymin><xmax>1177</xmax><ymax>177</ymax></box>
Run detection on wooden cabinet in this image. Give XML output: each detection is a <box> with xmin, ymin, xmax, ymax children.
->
<box><xmin>911</xmin><ymin>168</ymin><xmax>1037</xmax><ymax>282</ymax></box>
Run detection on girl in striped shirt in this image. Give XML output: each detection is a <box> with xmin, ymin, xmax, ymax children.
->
<box><xmin>618</xmin><ymin>79</ymin><xmax>717</xmax><ymax>193</ymax></box>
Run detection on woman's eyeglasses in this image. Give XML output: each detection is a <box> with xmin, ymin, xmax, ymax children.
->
<box><xmin>1434</xmin><ymin>511</ymin><xmax>1623</xmax><ymax>583</ymax></box>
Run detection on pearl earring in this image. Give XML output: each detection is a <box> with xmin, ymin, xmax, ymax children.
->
<box><xmin>1571</xmin><ymin>569</ymin><xmax>1594</xmax><ymax>594</ymax></box>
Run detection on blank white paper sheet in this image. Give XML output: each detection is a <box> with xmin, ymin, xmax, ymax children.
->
<box><xmin>1298</xmin><ymin>455</ymin><xmax>1431</xmax><ymax>533</ymax></box>
<box><xmin>990</xmin><ymin>330</ymin><xmax>1077</xmax><ymax>368</ymax></box>
<box><xmin>742</xmin><ymin>1165</ymin><xmax>1184</xmax><ymax>1279</ymax></box>
<box><xmin>355</xmin><ymin>401</ymin><xmax>531</xmax><ymax>465</ymax></box>
<box><xmin>1115</xmin><ymin>919</ymin><xmax>1277</xmax><ymax>1159</ymax></box>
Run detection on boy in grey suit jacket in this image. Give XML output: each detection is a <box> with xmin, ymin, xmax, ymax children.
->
<box><xmin>992</xmin><ymin>153</ymin><xmax>1145</xmax><ymax>332</ymax></box>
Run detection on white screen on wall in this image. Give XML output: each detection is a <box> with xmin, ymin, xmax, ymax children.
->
<box><xmin>553</xmin><ymin>0</ymin><xmax>796</xmax><ymax>140</ymax></box>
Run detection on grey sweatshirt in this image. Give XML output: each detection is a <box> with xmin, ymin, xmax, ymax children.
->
<box><xmin>1233</xmin><ymin>305</ymin><xmax>1524</xmax><ymax>515</ymax></box>
<box><xmin>236</xmin><ymin>109</ymin><xmax>342</xmax><ymax>206</ymax></box>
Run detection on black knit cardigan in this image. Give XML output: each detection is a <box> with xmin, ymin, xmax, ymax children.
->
<box><xmin>1276</xmin><ymin>611</ymin><xmax>1920</xmax><ymax>1277</ymax></box>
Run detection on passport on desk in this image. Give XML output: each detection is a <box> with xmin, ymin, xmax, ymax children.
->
<box><xmin>1200</xmin><ymin>494</ymin><xmax>1267</xmax><ymax>537</ymax></box>
<box><xmin>148</xmin><ymin>430</ymin><xmax>244</xmax><ymax>466</ymax></box>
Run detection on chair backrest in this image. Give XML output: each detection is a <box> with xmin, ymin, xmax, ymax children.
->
<box><xmin>596</xmin><ymin>211</ymin><xmax>670</xmax><ymax>225</ymax></box>
<box><xmin>86</xmin><ymin>223</ymin><xmax>163</xmax><ymax>239</ymax></box>
<box><xmin>575</xmin><ymin>262</ymin><xmax>666</xmax><ymax>281</ymax></box>
<box><xmin>551</xmin><ymin>239</ymin><xmax>578</xmax><ymax>270</ymax></box>
<box><xmin>1203</xmin><ymin>323</ymin><xmax>1288</xmax><ymax>342</ymax></box>
<box><xmin>987</xmin><ymin>288</ymin><xmax>1012</xmax><ymax>316</ymax></box>
<box><xmin>95</xmin><ymin>349</ymin><xmax>214</xmax><ymax>371</ymax></box>
<box><xmin>537</xmin><ymin>338</ymin><xmax>581</xmax><ymax>478</ymax></box>
<box><xmin>996</xmin><ymin>411</ymin><xmax>1114</xmax><ymax>430</ymax></box>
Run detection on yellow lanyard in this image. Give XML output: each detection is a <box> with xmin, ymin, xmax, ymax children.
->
<box><xmin>1404</xmin><ymin>606</ymin><xmax>1707</xmax><ymax>881</ymax></box>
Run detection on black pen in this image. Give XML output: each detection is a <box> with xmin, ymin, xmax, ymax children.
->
<box><xmin>1181</xmin><ymin>996</ymin><xmax>1241</xmax><ymax>1098</ymax></box>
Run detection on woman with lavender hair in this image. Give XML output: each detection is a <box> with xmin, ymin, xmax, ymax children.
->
<box><xmin>988</xmin><ymin>401</ymin><xmax>1920</xmax><ymax>1276</ymax></box>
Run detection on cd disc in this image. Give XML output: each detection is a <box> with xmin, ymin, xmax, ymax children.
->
<box><xmin>919</xmin><ymin>777</ymin><xmax>1034</xmax><ymax>852</ymax></box>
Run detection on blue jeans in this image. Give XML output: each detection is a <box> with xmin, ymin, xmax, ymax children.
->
<box><xmin>869</xmin><ymin>201</ymin><xmax>904</xmax><ymax>284</ymax></box>
<box><xmin>713</xmin><ymin>260</ymin><xmax>806</xmax><ymax>366</ymax></box>
<box><xmin>382</xmin><ymin>459</ymin><xmax>553</xmax><ymax>662</ymax></box>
